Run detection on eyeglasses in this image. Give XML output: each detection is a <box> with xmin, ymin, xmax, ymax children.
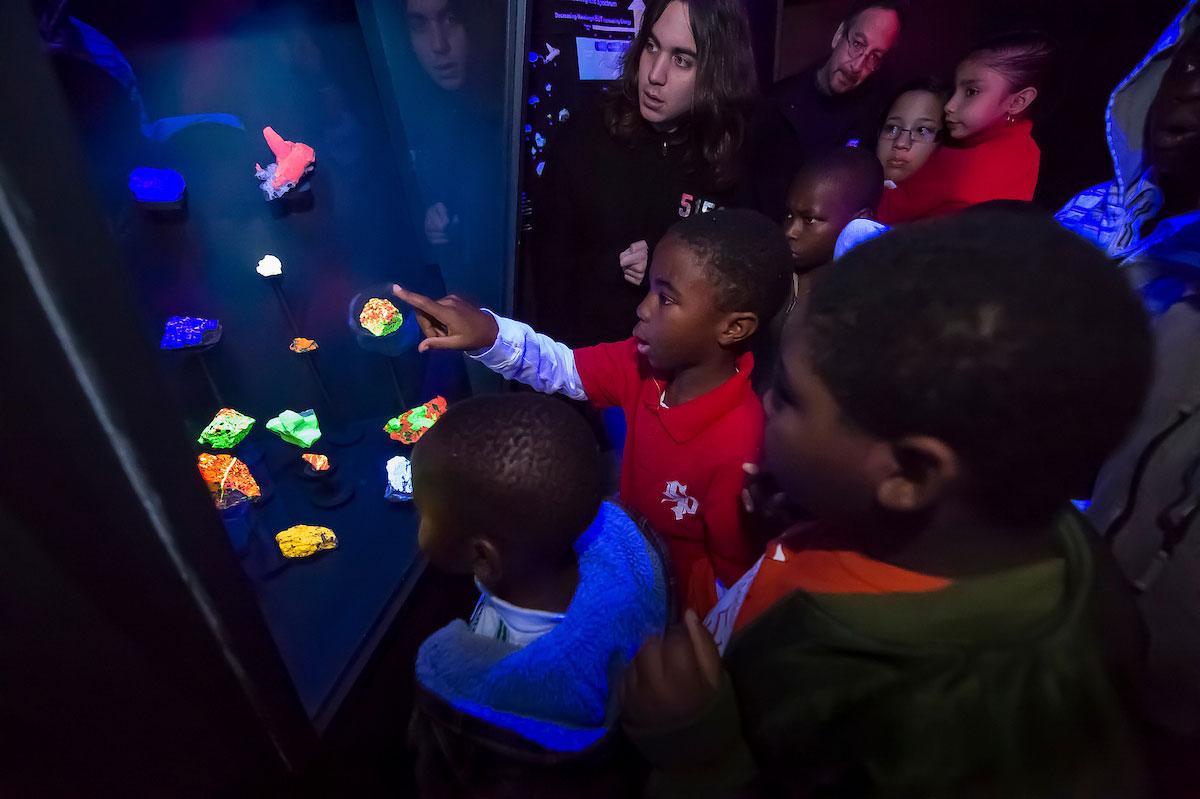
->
<box><xmin>880</xmin><ymin>124</ymin><xmax>939</xmax><ymax>144</ymax></box>
<box><xmin>843</xmin><ymin>31</ymin><xmax>887</xmax><ymax>72</ymax></box>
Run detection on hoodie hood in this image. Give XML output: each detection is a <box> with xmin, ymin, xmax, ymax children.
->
<box><xmin>1107</xmin><ymin>0</ymin><xmax>1200</xmax><ymax>196</ymax></box>
<box><xmin>1058</xmin><ymin>2</ymin><xmax>1200</xmax><ymax>263</ymax></box>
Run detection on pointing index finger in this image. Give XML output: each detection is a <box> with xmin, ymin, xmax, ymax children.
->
<box><xmin>391</xmin><ymin>284</ymin><xmax>442</xmax><ymax>316</ymax></box>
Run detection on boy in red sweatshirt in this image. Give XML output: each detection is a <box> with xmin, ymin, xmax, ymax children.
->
<box><xmin>393</xmin><ymin>209</ymin><xmax>792</xmax><ymax>599</ymax></box>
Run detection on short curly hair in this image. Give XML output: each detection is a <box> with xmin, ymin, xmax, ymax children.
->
<box><xmin>668</xmin><ymin>208</ymin><xmax>794</xmax><ymax>335</ymax></box>
<box><xmin>802</xmin><ymin>207</ymin><xmax>1152</xmax><ymax>524</ymax></box>
<box><xmin>413</xmin><ymin>393</ymin><xmax>603</xmax><ymax>546</ymax></box>
<box><xmin>791</xmin><ymin>145</ymin><xmax>885</xmax><ymax>216</ymax></box>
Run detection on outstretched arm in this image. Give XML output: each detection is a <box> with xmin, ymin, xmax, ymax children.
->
<box><xmin>392</xmin><ymin>285</ymin><xmax>587</xmax><ymax>400</ymax></box>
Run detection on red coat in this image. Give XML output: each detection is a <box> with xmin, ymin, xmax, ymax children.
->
<box><xmin>877</xmin><ymin>118</ymin><xmax>1040</xmax><ymax>225</ymax></box>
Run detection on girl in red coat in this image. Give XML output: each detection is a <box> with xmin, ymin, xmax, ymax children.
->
<box><xmin>878</xmin><ymin>32</ymin><xmax>1053</xmax><ymax>224</ymax></box>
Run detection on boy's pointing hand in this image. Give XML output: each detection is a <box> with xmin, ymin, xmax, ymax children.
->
<box><xmin>391</xmin><ymin>285</ymin><xmax>499</xmax><ymax>354</ymax></box>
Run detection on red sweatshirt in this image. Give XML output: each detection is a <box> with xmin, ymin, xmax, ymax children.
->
<box><xmin>574</xmin><ymin>339</ymin><xmax>762</xmax><ymax>594</ymax></box>
<box><xmin>877</xmin><ymin>117</ymin><xmax>1040</xmax><ymax>225</ymax></box>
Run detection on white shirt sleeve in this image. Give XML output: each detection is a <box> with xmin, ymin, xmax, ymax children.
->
<box><xmin>468</xmin><ymin>310</ymin><xmax>589</xmax><ymax>401</ymax></box>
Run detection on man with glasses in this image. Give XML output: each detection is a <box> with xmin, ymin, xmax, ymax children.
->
<box><xmin>748</xmin><ymin>1</ymin><xmax>904</xmax><ymax>220</ymax></box>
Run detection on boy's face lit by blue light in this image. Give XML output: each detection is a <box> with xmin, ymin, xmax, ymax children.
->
<box><xmin>407</xmin><ymin>0</ymin><xmax>469</xmax><ymax>91</ymax></box>
<box><xmin>783</xmin><ymin>174</ymin><xmax>864</xmax><ymax>273</ymax></box>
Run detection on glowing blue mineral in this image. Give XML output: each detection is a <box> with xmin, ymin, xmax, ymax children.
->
<box><xmin>160</xmin><ymin>315</ymin><xmax>220</xmax><ymax>350</ymax></box>
<box><xmin>128</xmin><ymin>167</ymin><xmax>186</xmax><ymax>203</ymax></box>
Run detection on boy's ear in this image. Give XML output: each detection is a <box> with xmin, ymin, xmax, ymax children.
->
<box><xmin>853</xmin><ymin>206</ymin><xmax>872</xmax><ymax>221</ymax></box>
<box><xmin>875</xmin><ymin>435</ymin><xmax>960</xmax><ymax>513</ymax></box>
<box><xmin>718</xmin><ymin>312</ymin><xmax>759</xmax><ymax>347</ymax></box>
<box><xmin>1005</xmin><ymin>86</ymin><xmax>1038</xmax><ymax>117</ymax></box>
<box><xmin>471</xmin><ymin>537</ymin><xmax>503</xmax><ymax>586</ymax></box>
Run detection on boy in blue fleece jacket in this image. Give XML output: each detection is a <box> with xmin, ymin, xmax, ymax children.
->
<box><xmin>409</xmin><ymin>393</ymin><xmax>669</xmax><ymax>797</ymax></box>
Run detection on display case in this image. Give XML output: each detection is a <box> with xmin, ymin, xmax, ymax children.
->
<box><xmin>2</xmin><ymin>0</ymin><xmax>526</xmax><ymax>787</ymax></box>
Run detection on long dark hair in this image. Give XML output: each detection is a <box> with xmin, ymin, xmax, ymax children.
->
<box><xmin>604</xmin><ymin>0</ymin><xmax>757</xmax><ymax>188</ymax></box>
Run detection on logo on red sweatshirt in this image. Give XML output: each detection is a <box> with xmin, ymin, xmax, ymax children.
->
<box><xmin>662</xmin><ymin>480</ymin><xmax>699</xmax><ymax>521</ymax></box>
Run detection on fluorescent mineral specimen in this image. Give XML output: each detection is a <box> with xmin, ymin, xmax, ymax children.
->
<box><xmin>384</xmin><ymin>455</ymin><xmax>413</xmax><ymax>501</ymax></box>
<box><xmin>301</xmin><ymin>453</ymin><xmax>330</xmax><ymax>471</ymax></box>
<box><xmin>289</xmin><ymin>337</ymin><xmax>318</xmax><ymax>353</ymax></box>
<box><xmin>128</xmin><ymin>167</ymin><xmax>186</xmax><ymax>204</ymax></box>
<box><xmin>197</xmin><ymin>453</ymin><xmax>260</xmax><ymax>509</ymax></box>
<box><xmin>255</xmin><ymin>126</ymin><xmax>315</xmax><ymax>200</ymax></box>
<box><xmin>359</xmin><ymin>297</ymin><xmax>403</xmax><ymax>337</ymax></box>
<box><xmin>197</xmin><ymin>407</ymin><xmax>255</xmax><ymax>449</ymax></box>
<box><xmin>266</xmin><ymin>409</ymin><xmax>322</xmax><ymax>448</ymax></box>
<box><xmin>256</xmin><ymin>254</ymin><xmax>283</xmax><ymax>277</ymax></box>
<box><xmin>161</xmin><ymin>315</ymin><xmax>221</xmax><ymax>349</ymax></box>
<box><xmin>384</xmin><ymin>396</ymin><xmax>447</xmax><ymax>444</ymax></box>
<box><xmin>275</xmin><ymin>524</ymin><xmax>338</xmax><ymax>558</ymax></box>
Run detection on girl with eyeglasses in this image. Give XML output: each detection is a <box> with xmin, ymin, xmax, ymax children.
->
<box><xmin>876</xmin><ymin>78</ymin><xmax>950</xmax><ymax>186</ymax></box>
<box><xmin>878</xmin><ymin>32</ymin><xmax>1053</xmax><ymax>224</ymax></box>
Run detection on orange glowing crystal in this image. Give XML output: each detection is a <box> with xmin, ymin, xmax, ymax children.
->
<box><xmin>290</xmin><ymin>337</ymin><xmax>318</xmax><ymax>353</ymax></box>
<box><xmin>197</xmin><ymin>453</ymin><xmax>261</xmax><ymax>508</ymax></box>
<box><xmin>301</xmin><ymin>453</ymin><xmax>330</xmax><ymax>471</ymax></box>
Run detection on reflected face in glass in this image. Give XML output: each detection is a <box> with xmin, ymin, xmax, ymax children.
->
<box><xmin>876</xmin><ymin>90</ymin><xmax>943</xmax><ymax>182</ymax></box>
<box><xmin>637</xmin><ymin>0</ymin><xmax>698</xmax><ymax>127</ymax></box>
<box><xmin>412</xmin><ymin>443</ymin><xmax>471</xmax><ymax>574</ymax></box>
<box><xmin>944</xmin><ymin>59</ymin><xmax>1017</xmax><ymax>139</ymax></box>
<box><xmin>825</xmin><ymin>8</ymin><xmax>899</xmax><ymax>94</ymax></box>
<box><xmin>407</xmin><ymin>0</ymin><xmax>470</xmax><ymax>91</ymax></box>
<box><xmin>632</xmin><ymin>235</ymin><xmax>728</xmax><ymax>373</ymax></box>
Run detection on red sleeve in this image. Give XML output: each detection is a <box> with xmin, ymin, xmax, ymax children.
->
<box><xmin>573</xmin><ymin>337</ymin><xmax>641</xmax><ymax>410</ymax></box>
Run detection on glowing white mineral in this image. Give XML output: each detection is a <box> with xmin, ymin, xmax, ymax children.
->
<box><xmin>256</xmin><ymin>254</ymin><xmax>283</xmax><ymax>277</ymax></box>
<box><xmin>385</xmin><ymin>455</ymin><xmax>413</xmax><ymax>502</ymax></box>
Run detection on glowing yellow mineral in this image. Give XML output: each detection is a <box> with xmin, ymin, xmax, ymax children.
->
<box><xmin>275</xmin><ymin>524</ymin><xmax>338</xmax><ymax>558</ymax></box>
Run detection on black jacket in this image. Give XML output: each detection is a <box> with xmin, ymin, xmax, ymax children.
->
<box><xmin>749</xmin><ymin>63</ymin><xmax>888</xmax><ymax>222</ymax></box>
<box><xmin>529</xmin><ymin>105</ymin><xmax>740</xmax><ymax>347</ymax></box>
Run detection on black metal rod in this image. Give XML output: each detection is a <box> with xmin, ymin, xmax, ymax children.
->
<box><xmin>302</xmin><ymin>351</ymin><xmax>340</xmax><ymax>420</ymax></box>
<box><xmin>270</xmin><ymin>279</ymin><xmax>302</xmax><ymax>339</ymax></box>
<box><xmin>197</xmin><ymin>351</ymin><xmax>225</xmax><ymax>407</ymax></box>
<box><xmin>386</xmin><ymin>356</ymin><xmax>408</xmax><ymax>410</ymax></box>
